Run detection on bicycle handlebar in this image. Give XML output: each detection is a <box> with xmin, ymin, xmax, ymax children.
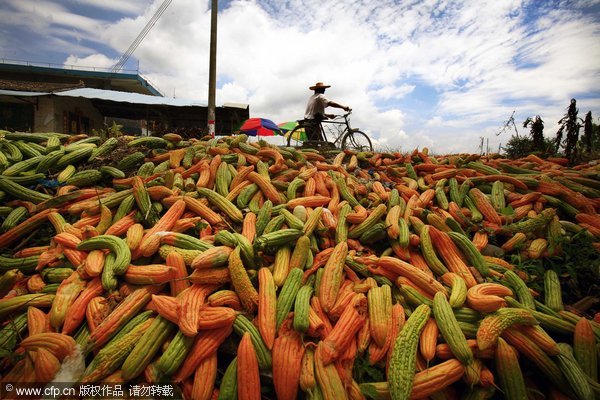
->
<box><xmin>329</xmin><ymin>110</ymin><xmax>352</xmax><ymax>120</ymax></box>
<box><xmin>301</xmin><ymin>110</ymin><xmax>351</xmax><ymax>124</ymax></box>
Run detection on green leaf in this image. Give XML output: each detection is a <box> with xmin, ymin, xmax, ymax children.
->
<box><xmin>352</xmin><ymin>353</ymin><xmax>385</xmax><ymax>384</ymax></box>
<box><xmin>499</xmin><ymin>205</ymin><xmax>515</xmax><ymax>216</ymax></box>
<box><xmin>0</xmin><ymin>348</ymin><xmax>13</xmax><ymax>358</ymax></box>
<box><xmin>194</xmin><ymin>221</ymin><xmax>209</xmax><ymax>232</ymax></box>
<box><xmin>360</xmin><ymin>383</ymin><xmax>381</xmax><ymax>400</ymax></box>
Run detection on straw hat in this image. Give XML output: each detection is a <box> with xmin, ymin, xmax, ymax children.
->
<box><xmin>309</xmin><ymin>82</ymin><xmax>331</xmax><ymax>90</ymax></box>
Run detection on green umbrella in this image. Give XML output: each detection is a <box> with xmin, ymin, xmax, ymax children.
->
<box><xmin>278</xmin><ymin>121</ymin><xmax>307</xmax><ymax>142</ymax></box>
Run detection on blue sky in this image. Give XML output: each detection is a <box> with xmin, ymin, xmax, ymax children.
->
<box><xmin>1</xmin><ymin>0</ymin><xmax>599</xmax><ymax>153</ymax></box>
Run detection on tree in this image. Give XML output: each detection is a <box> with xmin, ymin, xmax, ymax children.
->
<box><xmin>556</xmin><ymin>98</ymin><xmax>584</xmax><ymax>164</ymax></box>
<box><xmin>523</xmin><ymin>115</ymin><xmax>545</xmax><ymax>152</ymax></box>
<box><xmin>583</xmin><ymin>111</ymin><xmax>593</xmax><ymax>153</ymax></box>
<box><xmin>503</xmin><ymin>134</ymin><xmax>533</xmax><ymax>159</ymax></box>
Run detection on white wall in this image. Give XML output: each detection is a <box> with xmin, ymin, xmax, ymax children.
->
<box><xmin>35</xmin><ymin>96</ymin><xmax>104</xmax><ymax>133</ymax></box>
<box><xmin>34</xmin><ymin>97</ymin><xmax>55</xmax><ymax>132</ymax></box>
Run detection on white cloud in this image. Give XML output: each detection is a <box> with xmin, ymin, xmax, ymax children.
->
<box><xmin>0</xmin><ymin>0</ymin><xmax>112</xmax><ymax>59</ymax></box>
<box><xmin>369</xmin><ymin>85</ymin><xmax>415</xmax><ymax>101</ymax></box>
<box><xmin>426</xmin><ymin>116</ymin><xmax>445</xmax><ymax>128</ymax></box>
<box><xmin>63</xmin><ymin>54</ymin><xmax>117</xmax><ymax>70</ymax></box>
<box><xmin>69</xmin><ymin>0</ymin><xmax>151</xmax><ymax>15</ymax></box>
<box><xmin>5</xmin><ymin>0</ymin><xmax>106</xmax><ymax>37</ymax></box>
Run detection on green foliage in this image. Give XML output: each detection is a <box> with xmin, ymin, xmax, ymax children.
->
<box><xmin>353</xmin><ymin>353</ymin><xmax>385</xmax><ymax>383</ymax></box>
<box><xmin>502</xmin><ymin>135</ymin><xmax>533</xmax><ymax>159</ymax></box>
<box><xmin>577</xmin><ymin>120</ymin><xmax>600</xmax><ymax>162</ymax></box>
<box><xmin>590</xmin><ymin>122</ymin><xmax>600</xmax><ymax>150</ymax></box>
<box><xmin>504</xmin><ymin>100</ymin><xmax>598</xmax><ymax>163</ymax></box>
<box><xmin>360</xmin><ymin>383</ymin><xmax>380</xmax><ymax>400</ymax></box>
<box><xmin>193</xmin><ymin>220</ymin><xmax>209</xmax><ymax>235</ymax></box>
<box><xmin>557</xmin><ymin>98</ymin><xmax>583</xmax><ymax>164</ymax></box>
<box><xmin>513</xmin><ymin>230</ymin><xmax>600</xmax><ymax>306</ymax></box>
<box><xmin>582</xmin><ymin>111</ymin><xmax>594</xmax><ymax>153</ymax></box>
<box><xmin>510</xmin><ymin>254</ymin><xmax>546</xmax><ymax>294</ymax></box>
<box><xmin>545</xmin><ymin>230</ymin><xmax>600</xmax><ymax>299</ymax></box>
<box><xmin>92</xmin><ymin>121</ymin><xmax>124</xmax><ymax>140</ymax></box>
<box><xmin>523</xmin><ymin>116</ymin><xmax>545</xmax><ymax>152</ymax></box>
<box><xmin>108</xmin><ymin>121</ymin><xmax>124</xmax><ymax>136</ymax></box>
<box><xmin>499</xmin><ymin>205</ymin><xmax>515</xmax><ymax>216</ymax></box>
<box><xmin>502</xmin><ymin>135</ymin><xmax>555</xmax><ymax>159</ymax></box>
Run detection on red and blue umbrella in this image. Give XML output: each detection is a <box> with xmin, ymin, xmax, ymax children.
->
<box><xmin>239</xmin><ymin>118</ymin><xmax>281</xmax><ymax>137</ymax></box>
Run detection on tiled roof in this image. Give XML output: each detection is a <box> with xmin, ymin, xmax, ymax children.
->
<box><xmin>0</xmin><ymin>79</ymin><xmax>85</xmax><ymax>93</ymax></box>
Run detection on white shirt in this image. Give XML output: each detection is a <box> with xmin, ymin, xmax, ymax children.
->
<box><xmin>304</xmin><ymin>93</ymin><xmax>329</xmax><ymax>119</ymax></box>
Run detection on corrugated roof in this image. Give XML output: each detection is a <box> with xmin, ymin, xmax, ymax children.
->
<box><xmin>54</xmin><ymin>88</ymin><xmax>208</xmax><ymax>107</ymax></box>
<box><xmin>0</xmin><ymin>88</ymin><xmax>210</xmax><ymax>107</ymax></box>
<box><xmin>0</xmin><ymin>62</ymin><xmax>163</xmax><ymax>96</ymax></box>
<box><xmin>223</xmin><ymin>102</ymin><xmax>249</xmax><ymax>109</ymax></box>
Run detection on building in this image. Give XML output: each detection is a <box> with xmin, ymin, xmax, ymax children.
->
<box><xmin>0</xmin><ymin>62</ymin><xmax>249</xmax><ymax>136</ymax></box>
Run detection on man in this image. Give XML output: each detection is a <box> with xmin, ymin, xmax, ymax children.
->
<box><xmin>304</xmin><ymin>82</ymin><xmax>351</xmax><ymax>140</ymax></box>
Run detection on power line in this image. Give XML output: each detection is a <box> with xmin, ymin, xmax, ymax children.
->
<box><xmin>111</xmin><ymin>0</ymin><xmax>173</xmax><ymax>73</ymax></box>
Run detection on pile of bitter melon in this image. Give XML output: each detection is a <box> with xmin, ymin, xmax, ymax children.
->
<box><xmin>0</xmin><ymin>129</ymin><xmax>599</xmax><ymax>400</ymax></box>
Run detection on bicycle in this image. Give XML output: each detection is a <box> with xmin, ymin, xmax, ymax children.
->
<box><xmin>285</xmin><ymin>111</ymin><xmax>373</xmax><ymax>152</ymax></box>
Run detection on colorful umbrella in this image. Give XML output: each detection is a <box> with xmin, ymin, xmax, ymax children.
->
<box><xmin>277</xmin><ymin>121</ymin><xmax>299</xmax><ymax>132</ymax></box>
<box><xmin>239</xmin><ymin>118</ymin><xmax>281</xmax><ymax>137</ymax></box>
<box><xmin>278</xmin><ymin>121</ymin><xmax>308</xmax><ymax>142</ymax></box>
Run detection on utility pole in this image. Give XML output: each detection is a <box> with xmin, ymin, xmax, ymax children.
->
<box><xmin>207</xmin><ymin>0</ymin><xmax>218</xmax><ymax>138</ymax></box>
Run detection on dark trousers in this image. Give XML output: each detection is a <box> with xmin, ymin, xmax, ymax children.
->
<box><xmin>304</xmin><ymin>118</ymin><xmax>323</xmax><ymax>141</ymax></box>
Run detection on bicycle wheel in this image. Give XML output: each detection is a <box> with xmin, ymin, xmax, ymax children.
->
<box><xmin>341</xmin><ymin>130</ymin><xmax>372</xmax><ymax>152</ymax></box>
<box><xmin>286</xmin><ymin>125</ymin><xmax>306</xmax><ymax>147</ymax></box>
